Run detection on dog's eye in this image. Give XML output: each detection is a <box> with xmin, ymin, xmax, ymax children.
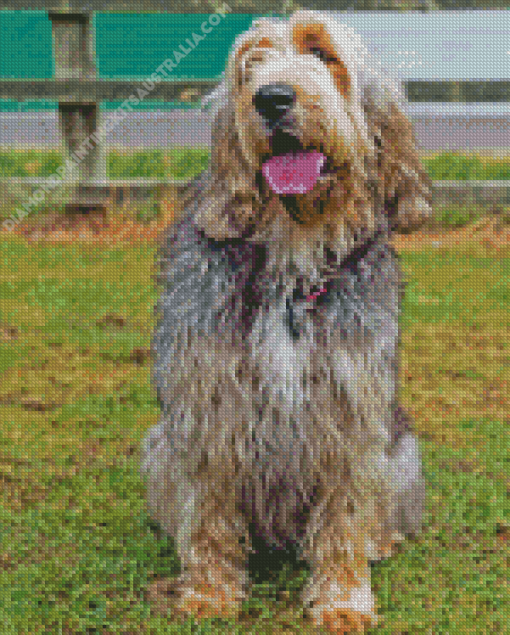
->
<box><xmin>310</xmin><ymin>47</ymin><xmax>337</xmax><ymax>64</ymax></box>
<box><xmin>248</xmin><ymin>49</ymin><xmax>268</xmax><ymax>65</ymax></box>
<box><xmin>242</xmin><ymin>52</ymin><xmax>265</xmax><ymax>78</ymax></box>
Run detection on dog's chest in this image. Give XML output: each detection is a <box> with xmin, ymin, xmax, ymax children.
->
<box><xmin>249</xmin><ymin>294</ymin><xmax>318</xmax><ymax>408</ymax></box>
<box><xmin>247</xmin><ymin>280</ymin><xmax>364</xmax><ymax>412</ymax></box>
<box><xmin>246</xmin><ymin>252</ymin><xmax>398</xmax><ymax>414</ymax></box>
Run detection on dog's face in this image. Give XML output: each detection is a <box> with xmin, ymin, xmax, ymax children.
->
<box><xmin>232</xmin><ymin>16</ymin><xmax>370</xmax><ymax>228</ymax></box>
<box><xmin>196</xmin><ymin>11</ymin><xmax>431</xmax><ymax>251</ymax></box>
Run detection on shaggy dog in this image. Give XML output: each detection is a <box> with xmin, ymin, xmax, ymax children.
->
<box><xmin>141</xmin><ymin>10</ymin><xmax>430</xmax><ymax>633</ymax></box>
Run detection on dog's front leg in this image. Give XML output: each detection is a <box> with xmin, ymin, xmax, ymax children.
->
<box><xmin>146</xmin><ymin>450</ymin><xmax>250</xmax><ymax>621</ymax></box>
<box><xmin>300</xmin><ymin>476</ymin><xmax>380</xmax><ymax>634</ymax></box>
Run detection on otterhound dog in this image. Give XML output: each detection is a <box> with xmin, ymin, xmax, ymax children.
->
<box><xmin>141</xmin><ymin>10</ymin><xmax>430</xmax><ymax>633</ymax></box>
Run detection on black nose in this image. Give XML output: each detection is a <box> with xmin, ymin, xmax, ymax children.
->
<box><xmin>253</xmin><ymin>84</ymin><xmax>296</xmax><ymax>126</ymax></box>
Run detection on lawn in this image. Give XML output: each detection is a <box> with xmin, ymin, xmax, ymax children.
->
<box><xmin>0</xmin><ymin>217</ymin><xmax>509</xmax><ymax>633</ymax></box>
<box><xmin>1</xmin><ymin>148</ymin><xmax>510</xmax><ymax>181</ymax></box>
<box><xmin>0</xmin><ymin>148</ymin><xmax>210</xmax><ymax>181</ymax></box>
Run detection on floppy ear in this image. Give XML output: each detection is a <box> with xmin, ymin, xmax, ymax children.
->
<box><xmin>192</xmin><ymin>94</ymin><xmax>263</xmax><ymax>240</ymax></box>
<box><xmin>366</xmin><ymin>96</ymin><xmax>432</xmax><ymax>233</ymax></box>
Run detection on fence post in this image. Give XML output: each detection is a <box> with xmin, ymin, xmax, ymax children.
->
<box><xmin>49</xmin><ymin>11</ymin><xmax>109</xmax><ymax>212</ymax></box>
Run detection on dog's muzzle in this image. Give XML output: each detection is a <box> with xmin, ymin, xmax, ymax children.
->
<box><xmin>253</xmin><ymin>84</ymin><xmax>326</xmax><ymax>197</ymax></box>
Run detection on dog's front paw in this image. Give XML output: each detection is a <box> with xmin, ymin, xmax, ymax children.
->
<box><xmin>147</xmin><ymin>574</ymin><xmax>245</xmax><ymax>621</ymax></box>
<box><xmin>318</xmin><ymin>608</ymin><xmax>375</xmax><ymax>634</ymax></box>
<box><xmin>303</xmin><ymin>571</ymin><xmax>378</xmax><ymax>633</ymax></box>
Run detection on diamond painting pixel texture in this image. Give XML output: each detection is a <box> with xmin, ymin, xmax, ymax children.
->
<box><xmin>2</xmin><ymin>8</ymin><xmax>510</xmax><ymax>635</ymax></box>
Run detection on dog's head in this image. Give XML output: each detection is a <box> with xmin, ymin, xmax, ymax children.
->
<box><xmin>194</xmin><ymin>11</ymin><xmax>431</xmax><ymax>250</ymax></box>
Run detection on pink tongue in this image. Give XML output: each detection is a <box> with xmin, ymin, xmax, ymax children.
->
<box><xmin>262</xmin><ymin>151</ymin><xmax>326</xmax><ymax>195</ymax></box>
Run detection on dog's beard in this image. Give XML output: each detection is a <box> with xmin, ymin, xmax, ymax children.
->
<box><xmin>277</xmin><ymin>192</ymin><xmax>327</xmax><ymax>225</ymax></box>
<box><xmin>261</xmin><ymin>214</ymin><xmax>356</xmax><ymax>298</ymax></box>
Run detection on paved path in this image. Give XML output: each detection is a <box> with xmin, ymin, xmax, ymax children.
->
<box><xmin>1</xmin><ymin>107</ymin><xmax>510</xmax><ymax>155</ymax></box>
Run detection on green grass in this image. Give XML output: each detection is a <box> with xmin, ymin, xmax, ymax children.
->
<box><xmin>0</xmin><ymin>148</ymin><xmax>210</xmax><ymax>180</ymax></box>
<box><xmin>0</xmin><ymin>234</ymin><xmax>509</xmax><ymax>633</ymax></box>
<box><xmin>2</xmin><ymin>149</ymin><xmax>510</xmax><ymax>181</ymax></box>
<box><xmin>422</xmin><ymin>151</ymin><xmax>510</xmax><ymax>181</ymax></box>
<box><xmin>0</xmin><ymin>149</ymin><xmax>63</xmax><ymax>178</ymax></box>
<box><xmin>433</xmin><ymin>205</ymin><xmax>480</xmax><ymax>229</ymax></box>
